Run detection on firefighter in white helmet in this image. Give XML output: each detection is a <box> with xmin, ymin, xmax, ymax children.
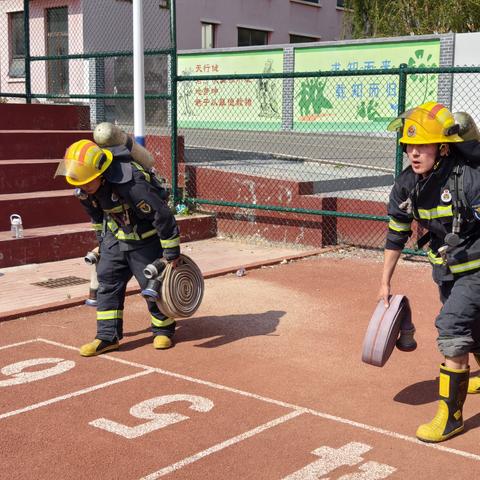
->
<box><xmin>56</xmin><ymin>139</ymin><xmax>180</xmax><ymax>356</ymax></box>
<box><xmin>379</xmin><ymin>101</ymin><xmax>480</xmax><ymax>443</ymax></box>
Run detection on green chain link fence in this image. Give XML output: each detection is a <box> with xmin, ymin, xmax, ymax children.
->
<box><xmin>177</xmin><ymin>65</ymin><xmax>480</xmax><ymax>253</ymax></box>
<box><xmin>1</xmin><ymin>1</ymin><xmax>480</xmax><ymax>254</ymax></box>
<box><xmin>0</xmin><ymin>0</ymin><xmax>177</xmax><ymax>194</ymax></box>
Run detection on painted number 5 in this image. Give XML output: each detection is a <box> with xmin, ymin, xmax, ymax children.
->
<box><xmin>89</xmin><ymin>394</ymin><xmax>214</xmax><ymax>439</ymax></box>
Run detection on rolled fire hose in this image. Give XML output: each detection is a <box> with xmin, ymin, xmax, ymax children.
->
<box><xmin>361</xmin><ymin>295</ymin><xmax>417</xmax><ymax>367</ymax></box>
<box><xmin>155</xmin><ymin>254</ymin><xmax>204</xmax><ymax>318</ymax></box>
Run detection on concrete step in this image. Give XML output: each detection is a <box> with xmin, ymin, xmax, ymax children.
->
<box><xmin>0</xmin><ymin>103</ymin><xmax>90</xmax><ymax>130</ymax></box>
<box><xmin>0</xmin><ymin>214</ymin><xmax>217</xmax><ymax>268</ymax></box>
<box><xmin>0</xmin><ymin>159</ymin><xmax>66</xmax><ymax>193</ymax></box>
<box><xmin>0</xmin><ymin>222</ymin><xmax>97</xmax><ymax>267</ymax></box>
<box><xmin>0</xmin><ymin>130</ymin><xmax>94</xmax><ymax>160</ymax></box>
<box><xmin>0</xmin><ymin>189</ymin><xmax>88</xmax><ymax>230</ymax></box>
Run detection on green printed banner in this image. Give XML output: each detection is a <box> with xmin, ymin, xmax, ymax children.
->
<box><xmin>178</xmin><ymin>50</ymin><xmax>283</xmax><ymax>130</ymax></box>
<box><xmin>294</xmin><ymin>40</ymin><xmax>440</xmax><ymax>132</ymax></box>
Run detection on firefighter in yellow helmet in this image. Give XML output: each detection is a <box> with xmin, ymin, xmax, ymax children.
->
<box><xmin>379</xmin><ymin>102</ymin><xmax>480</xmax><ymax>443</ymax></box>
<box><xmin>60</xmin><ymin>139</ymin><xmax>114</xmax><ymax>185</ymax></box>
<box><xmin>56</xmin><ymin>139</ymin><xmax>180</xmax><ymax>356</ymax></box>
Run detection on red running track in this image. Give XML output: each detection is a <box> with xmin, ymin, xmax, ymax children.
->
<box><xmin>1</xmin><ymin>252</ymin><xmax>479</xmax><ymax>479</ymax></box>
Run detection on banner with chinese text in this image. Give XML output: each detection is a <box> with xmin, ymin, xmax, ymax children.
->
<box><xmin>294</xmin><ymin>40</ymin><xmax>440</xmax><ymax>132</ymax></box>
<box><xmin>178</xmin><ymin>50</ymin><xmax>284</xmax><ymax>130</ymax></box>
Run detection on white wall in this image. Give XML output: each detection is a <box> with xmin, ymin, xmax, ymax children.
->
<box><xmin>452</xmin><ymin>32</ymin><xmax>480</xmax><ymax>124</ymax></box>
<box><xmin>0</xmin><ymin>0</ymin><xmax>84</xmax><ymax>99</ymax></box>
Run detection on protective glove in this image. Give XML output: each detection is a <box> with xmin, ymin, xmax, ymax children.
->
<box><xmin>163</xmin><ymin>246</ymin><xmax>180</xmax><ymax>262</ymax></box>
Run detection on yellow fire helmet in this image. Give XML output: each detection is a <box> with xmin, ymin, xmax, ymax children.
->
<box><xmin>387</xmin><ymin>101</ymin><xmax>464</xmax><ymax>145</ymax></box>
<box><xmin>55</xmin><ymin>139</ymin><xmax>113</xmax><ymax>186</ymax></box>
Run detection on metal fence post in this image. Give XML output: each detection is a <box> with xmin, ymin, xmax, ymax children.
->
<box><xmin>395</xmin><ymin>63</ymin><xmax>408</xmax><ymax>178</ymax></box>
<box><xmin>169</xmin><ymin>0</ymin><xmax>178</xmax><ymax>205</ymax></box>
<box><xmin>23</xmin><ymin>0</ymin><xmax>31</xmax><ymax>104</ymax></box>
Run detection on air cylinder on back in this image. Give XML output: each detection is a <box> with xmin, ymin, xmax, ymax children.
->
<box><xmin>93</xmin><ymin>122</ymin><xmax>155</xmax><ymax>170</ymax></box>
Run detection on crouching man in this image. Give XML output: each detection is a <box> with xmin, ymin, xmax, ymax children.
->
<box><xmin>56</xmin><ymin>139</ymin><xmax>180</xmax><ymax>356</ymax></box>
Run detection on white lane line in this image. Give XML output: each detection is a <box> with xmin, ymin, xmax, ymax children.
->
<box><xmin>149</xmin><ymin>366</ymin><xmax>301</xmax><ymax>410</ymax></box>
<box><xmin>140</xmin><ymin>411</ymin><xmax>305</xmax><ymax>479</ymax></box>
<box><xmin>36</xmin><ymin>338</ymin><xmax>480</xmax><ymax>462</ymax></box>
<box><xmin>0</xmin><ymin>370</ymin><xmax>153</xmax><ymax>420</ymax></box>
<box><xmin>144</xmin><ymin>366</ymin><xmax>480</xmax><ymax>461</ymax></box>
<box><xmin>0</xmin><ymin>339</ymin><xmax>38</xmax><ymax>350</ymax></box>
<box><xmin>38</xmin><ymin>338</ymin><xmax>152</xmax><ymax>371</ymax></box>
<box><xmin>38</xmin><ymin>340</ymin><xmax>298</xmax><ymax>406</ymax></box>
<box><xmin>304</xmin><ymin>409</ymin><xmax>480</xmax><ymax>462</ymax></box>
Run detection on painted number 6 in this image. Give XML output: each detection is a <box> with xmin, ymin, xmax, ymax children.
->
<box><xmin>0</xmin><ymin>358</ymin><xmax>75</xmax><ymax>387</ymax></box>
<box><xmin>89</xmin><ymin>394</ymin><xmax>214</xmax><ymax>439</ymax></box>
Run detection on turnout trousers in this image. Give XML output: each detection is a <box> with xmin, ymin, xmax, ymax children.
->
<box><xmin>435</xmin><ymin>268</ymin><xmax>480</xmax><ymax>357</ymax></box>
<box><xmin>95</xmin><ymin>232</ymin><xmax>175</xmax><ymax>342</ymax></box>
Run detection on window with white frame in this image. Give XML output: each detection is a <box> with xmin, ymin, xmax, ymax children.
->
<box><xmin>9</xmin><ymin>11</ymin><xmax>25</xmax><ymax>78</ymax></box>
<box><xmin>202</xmin><ymin>23</ymin><xmax>215</xmax><ymax>49</ymax></box>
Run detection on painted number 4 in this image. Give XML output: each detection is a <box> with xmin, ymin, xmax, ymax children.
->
<box><xmin>89</xmin><ymin>394</ymin><xmax>214</xmax><ymax>439</ymax></box>
<box><xmin>283</xmin><ymin>442</ymin><xmax>396</xmax><ymax>479</ymax></box>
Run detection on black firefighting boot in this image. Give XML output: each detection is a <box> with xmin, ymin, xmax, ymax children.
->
<box><xmin>416</xmin><ymin>364</ymin><xmax>469</xmax><ymax>443</ymax></box>
<box><xmin>468</xmin><ymin>354</ymin><xmax>480</xmax><ymax>394</ymax></box>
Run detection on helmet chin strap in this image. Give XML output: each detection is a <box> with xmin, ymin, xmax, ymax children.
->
<box><xmin>432</xmin><ymin>143</ymin><xmax>450</xmax><ymax>171</ymax></box>
<box><xmin>422</xmin><ymin>152</ymin><xmax>444</xmax><ymax>182</ymax></box>
<box><xmin>439</xmin><ymin>143</ymin><xmax>450</xmax><ymax>157</ymax></box>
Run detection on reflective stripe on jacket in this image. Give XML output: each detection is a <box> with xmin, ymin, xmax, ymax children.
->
<box><xmin>386</xmin><ymin>155</ymin><xmax>480</xmax><ymax>277</ymax></box>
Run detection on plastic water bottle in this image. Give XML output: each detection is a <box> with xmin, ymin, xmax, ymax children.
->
<box><xmin>236</xmin><ymin>267</ymin><xmax>246</xmax><ymax>277</ymax></box>
<box><xmin>10</xmin><ymin>214</ymin><xmax>23</xmax><ymax>239</ymax></box>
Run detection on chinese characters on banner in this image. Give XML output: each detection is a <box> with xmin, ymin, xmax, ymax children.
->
<box><xmin>177</xmin><ymin>40</ymin><xmax>440</xmax><ymax>132</ymax></box>
<box><xmin>178</xmin><ymin>50</ymin><xmax>284</xmax><ymax>129</ymax></box>
<box><xmin>294</xmin><ymin>40</ymin><xmax>440</xmax><ymax>131</ymax></box>
<box><xmin>192</xmin><ymin>72</ymin><xmax>253</xmax><ymax>108</ymax></box>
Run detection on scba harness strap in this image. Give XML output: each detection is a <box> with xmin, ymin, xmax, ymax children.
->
<box><xmin>445</xmin><ymin>161</ymin><xmax>475</xmax><ymax>247</ymax></box>
<box><xmin>415</xmin><ymin>160</ymin><xmax>475</xmax><ymax>250</ymax></box>
<box><xmin>104</xmin><ymin>162</ymin><xmax>169</xmax><ymax>242</ymax></box>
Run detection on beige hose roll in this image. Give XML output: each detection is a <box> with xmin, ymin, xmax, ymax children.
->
<box><xmin>157</xmin><ymin>254</ymin><xmax>204</xmax><ymax>318</ymax></box>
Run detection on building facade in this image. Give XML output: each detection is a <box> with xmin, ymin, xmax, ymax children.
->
<box><xmin>0</xmin><ymin>0</ymin><xmax>348</xmax><ymax>120</ymax></box>
<box><xmin>3</xmin><ymin>1</ymin><xmax>477</xmax><ymax>127</ymax></box>
<box><xmin>176</xmin><ymin>0</ymin><xmax>348</xmax><ymax>50</ymax></box>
